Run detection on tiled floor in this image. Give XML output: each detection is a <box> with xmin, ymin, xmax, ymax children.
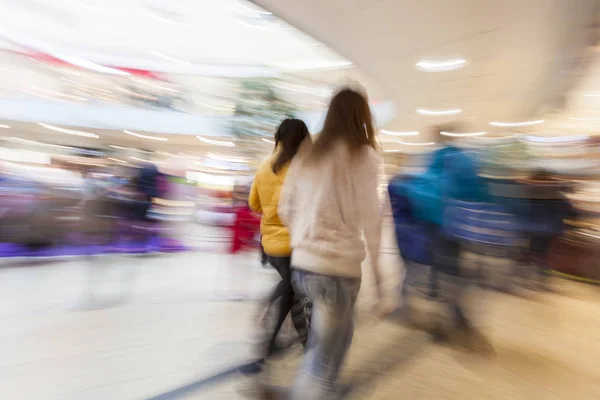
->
<box><xmin>0</xmin><ymin>227</ymin><xmax>599</xmax><ymax>399</ymax></box>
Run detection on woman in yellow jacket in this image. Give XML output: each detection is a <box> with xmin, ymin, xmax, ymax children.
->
<box><xmin>247</xmin><ymin>118</ymin><xmax>310</xmax><ymax>371</ymax></box>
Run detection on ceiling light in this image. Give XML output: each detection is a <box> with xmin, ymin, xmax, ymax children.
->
<box><xmin>0</xmin><ymin>124</ymin><xmax>10</xmax><ymax>129</ymax></box>
<box><xmin>54</xmin><ymin>54</ymin><xmax>129</xmax><ymax>76</ymax></box>
<box><xmin>380</xmin><ymin>130</ymin><xmax>419</xmax><ymax>136</ymax></box>
<box><xmin>416</xmin><ymin>108</ymin><xmax>462</xmax><ymax>116</ymax></box>
<box><xmin>109</xmin><ymin>145</ymin><xmax>133</xmax><ymax>150</ymax></box>
<box><xmin>397</xmin><ymin>141</ymin><xmax>436</xmax><ymax>146</ymax></box>
<box><xmin>415</xmin><ymin>58</ymin><xmax>467</xmax><ymax>72</ymax></box>
<box><xmin>150</xmin><ymin>50</ymin><xmax>191</xmax><ymax>65</ymax></box>
<box><xmin>569</xmin><ymin>117</ymin><xmax>600</xmax><ymax>121</ymax></box>
<box><xmin>384</xmin><ymin>149</ymin><xmax>402</xmax><ymax>153</ymax></box>
<box><xmin>523</xmin><ymin>135</ymin><xmax>588</xmax><ymax>143</ymax></box>
<box><xmin>262</xmin><ymin>138</ymin><xmax>275</xmax><ymax>144</ymax></box>
<box><xmin>196</xmin><ymin>136</ymin><xmax>235</xmax><ymax>147</ymax></box>
<box><xmin>108</xmin><ymin>157</ymin><xmax>128</xmax><ymax>164</ymax></box>
<box><xmin>207</xmin><ymin>152</ymin><xmax>247</xmax><ymax>163</ymax></box>
<box><xmin>441</xmin><ymin>131</ymin><xmax>486</xmax><ymax>137</ymax></box>
<box><xmin>583</xmin><ymin>93</ymin><xmax>600</xmax><ymax>97</ymax></box>
<box><xmin>489</xmin><ymin>120</ymin><xmax>544</xmax><ymax>127</ymax></box>
<box><xmin>39</xmin><ymin>123</ymin><xmax>99</xmax><ymax>138</ymax></box>
<box><xmin>124</xmin><ymin>130</ymin><xmax>168</xmax><ymax>141</ymax></box>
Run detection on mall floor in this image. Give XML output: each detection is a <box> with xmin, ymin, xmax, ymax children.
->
<box><xmin>0</xmin><ymin>224</ymin><xmax>599</xmax><ymax>400</ymax></box>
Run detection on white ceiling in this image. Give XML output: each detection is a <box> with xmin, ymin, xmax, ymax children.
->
<box><xmin>254</xmin><ymin>0</ymin><xmax>598</xmax><ymax>141</ymax></box>
<box><xmin>0</xmin><ymin>0</ymin><xmax>598</xmax><ymax>154</ymax></box>
<box><xmin>0</xmin><ymin>0</ymin><xmax>347</xmax><ymax>71</ymax></box>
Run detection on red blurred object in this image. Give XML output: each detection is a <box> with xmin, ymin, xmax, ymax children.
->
<box><xmin>228</xmin><ymin>205</ymin><xmax>260</xmax><ymax>254</ymax></box>
<box><xmin>14</xmin><ymin>50</ymin><xmax>165</xmax><ymax>80</ymax></box>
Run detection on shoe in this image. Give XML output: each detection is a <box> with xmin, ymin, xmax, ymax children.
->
<box><xmin>239</xmin><ymin>360</ymin><xmax>264</xmax><ymax>375</ymax></box>
<box><xmin>458</xmin><ymin>324</ymin><xmax>495</xmax><ymax>357</ymax></box>
<box><xmin>430</xmin><ymin>322</ymin><xmax>449</xmax><ymax>343</ymax></box>
<box><xmin>237</xmin><ymin>380</ymin><xmax>286</xmax><ymax>399</ymax></box>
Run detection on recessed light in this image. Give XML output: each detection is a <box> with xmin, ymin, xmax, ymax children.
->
<box><xmin>416</xmin><ymin>108</ymin><xmax>462</xmax><ymax>116</ymax></box>
<box><xmin>54</xmin><ymin>54</ymin><xmax>129</xmax><ymax>76</ymax></box>
<box><xmin>39</xmin><ymin>123</ymin><xmax>99</xmax><ymax>138</ymax></box>
<box><xmin>397</xmin><ymin>141</ymin><xmax>436</xmax><ymax>146</ymax></box>
<box><xmin>196</xmin><ymin>136</ymin><xmax>235</xmax><ymax>147</ymax></box>
<box><xmin>124</xmin><ymin>130</ymin><xmax>168</xmax><ymax>141</ymax></box>
<box><xmin>489</xmin><ymin>120</ymin><xmax>543</xmax><ymax>127</ymax></box>
<box><xmin>523</xmin><ymin>135</ymin><xmax>588</xmax><ymax>143</ymax></box>
<box><xmin>415</xmin><ymin>58</ymin><xmax>467</xmax><ymax>72</ymax></box>
<box><xmin>441</xmin><ymin>131</ymin><xmax>486</xmax><ymax>137</ymax></box>
<box><xmin>380</xmin><ymin>130</ymin><xmax>419</xmax><ymax>136</ymax></box>
<box><xmin>108</xmin><ymin>157</ymin><xmax>128</xmax><ymax>164</ymax></box>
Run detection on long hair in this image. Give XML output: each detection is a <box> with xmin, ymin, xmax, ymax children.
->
<box><xmin>271</xmin><ymin>118</ymin><xmax>310</xmax><ymax>174</ymax></box>
<box><xmin>309</xmin><ymin>87</ymin><xmax>378</xmax><ymax>161</ymax></box>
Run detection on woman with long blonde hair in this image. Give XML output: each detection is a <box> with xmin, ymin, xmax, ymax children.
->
<box><xmin>279</xmin><ymin>87</ymin><xmax>384</xmax><ymax>399</ymax></box>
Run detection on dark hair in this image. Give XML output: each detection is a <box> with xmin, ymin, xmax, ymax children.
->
<box><xmin>309</xmin><ymin>88</ymin><xmax>378</xmax><ymax>161</ymax></box>
<box><xmin>530</xmin><ymin>169</ymin><xmax>551</xmax><ymax>181</ymax></box>
<box><xmin>271</xmin><ymin>118</ymin><xmax>310</xmax><ymax>174</ymax></box>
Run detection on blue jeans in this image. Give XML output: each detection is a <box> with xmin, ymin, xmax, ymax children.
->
<box><xmin>290</xmin><ymin>269</ymin><xmax>361</xmax><ymax>400</ymax></box>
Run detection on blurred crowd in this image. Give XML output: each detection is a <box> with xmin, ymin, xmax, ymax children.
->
<box><xmin>233</xmin><ymin>86</ymin><xmax>600</xmax><ymax>400</ymax></box>
<box><xmin>0</xmin><ymin>160</ymin><xmax>191</xmax><ymax>257</ymax></box>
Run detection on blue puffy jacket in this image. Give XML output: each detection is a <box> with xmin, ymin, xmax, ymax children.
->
<box><xmin>388</xmin><ymin>175</ymin><xmax>432</xmax><ymax>265</ymax></box>
<box><xmin>403</xmin><ymin>146</ymin><xmax>489</xmax><ymax>226</ymax></box>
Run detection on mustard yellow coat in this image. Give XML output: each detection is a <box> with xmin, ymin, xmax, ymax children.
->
<box><xmin>249</xmin><ymin>156</ymin><xmax>291</xmax><ymax>256</ymax></box>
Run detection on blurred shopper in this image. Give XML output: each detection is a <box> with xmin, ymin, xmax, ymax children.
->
<box><xmin>246</xmin><ymin>118</ymin><xmax>311</xmax><ymax>371</ymax></box>
<box><xmin>388</xmin><ymin>173</ymin><xmax>433</xmax><ymax>320</ymax></box>
<box><xmin>401</xmin><ymin>126</ymin><xmax>489</xmax><ymax>344</ymax></box>
<box><xmin>517</xmin><ymin>170</ymin><xmax>573</xmax><ymax>291</ymax></box>
<box><xmin>229</xmin><ymin>182</ymin><xmax>260</xmax><ymax>255</ymax></box>
<box><xmin>222</xmin><ymin>182</ymin><xmax>260</xmax><ymax>300</ymax></box>
<box><xmin>278</xmin><ymin>88</ymin><xmax>384</xmax><ymax>400</ymax></box>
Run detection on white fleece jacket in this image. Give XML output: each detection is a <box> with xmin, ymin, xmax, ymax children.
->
<box><xmin>278</xmin><ymin>141</ymin><xmax>383</xmax><ymax>278</ymax></box>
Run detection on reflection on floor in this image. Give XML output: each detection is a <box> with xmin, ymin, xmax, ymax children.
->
<box><xmin>0</xmin><ymin>245</ymin><xmax>598</xmax><ymax>399</ymax></box>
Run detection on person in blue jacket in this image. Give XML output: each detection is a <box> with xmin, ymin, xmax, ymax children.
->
<box><xmin>393</xmin><ymin>125</ymin><xmax>490</xmax><ymax>344</ymax></box>
<box><xmin>388</xmin><ymin>174</ymin><xmax>432</xmax><ymax>319</ymax></box>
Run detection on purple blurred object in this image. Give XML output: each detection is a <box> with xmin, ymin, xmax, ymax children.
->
<box><xmin>158</xmin><ymin>237</ymin><xmax>189</xmax><ymax>252</ymax></box>
<box><xmin>0</xmin><ymin>237</ymin><xmax>189</xmax><ymax>258</ymax></box>
<box><xmin>0</xmin><ymin>243</ymin><xmax>29</xmax><ymax>257</ymax></box>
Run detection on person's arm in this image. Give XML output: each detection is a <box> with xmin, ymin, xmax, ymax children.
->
<box><xmin>248</xmin><ymin>176</ymin><xmax>262</xmax><ymax>213</ymax></box>
<box><xmin>358</xmin><ymin>150</ymin><xmax>384</xmax><ymax>296</ymax></box>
